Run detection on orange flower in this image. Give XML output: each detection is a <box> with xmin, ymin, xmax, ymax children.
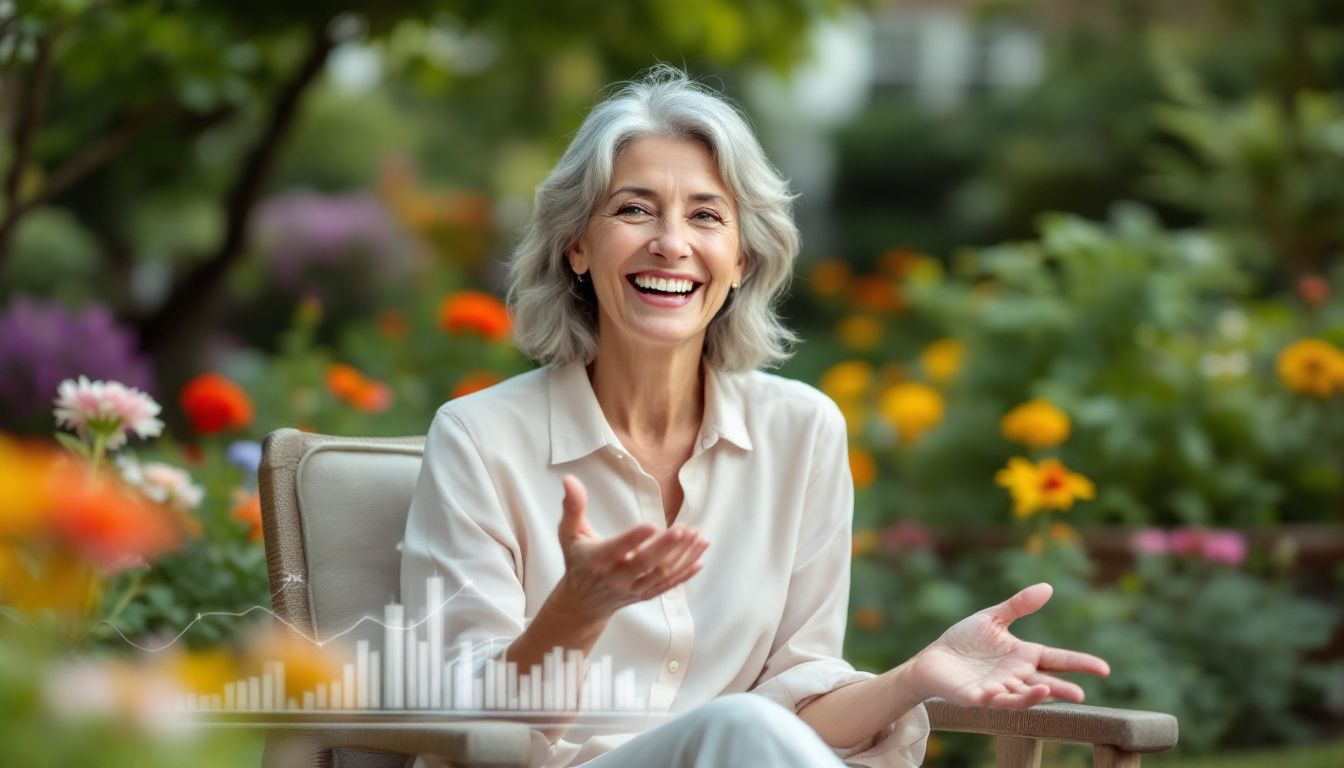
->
<box><xmin>325</xmin><ymin>364</ymin><xmax>393</xmax><ymax>414</ymax></box>
<box><xmin>849</xmin><ymin>448</ymin><xmax>877</xmax><ymax>489</ymax></box>
<box><xmin>854</xmin><ymin>607</ymin><xmax>883</xmax><ymax>632</ymax></box>
<box><xmin>0</xmin><ymin>436</ymin><xmax>56</xmax><ymax>538</ymax></box>
<box><xmin>438</xmin><ymin>291</ymin><xmax>511</xmax><ymax>341</ymax></box>
<box><xmin>1001</xmin><ymin>399</ymin><xmax>1071</xmax><ymax>450</ymax></box>
<box><xmin>851</xmin><ymin>276</ymin><xmax>904</xmax><ymax>313</ymax></box>
<box><xmin>231</xmin><ymin>491</ymin><xmax>263</xmax><ymax>541</ymax></box>
<box><xmin>375</xmin><ymin>309</ymin><xmax>410</xmax><ymax>341</ymax></box>
<box><xmin>852</xmin><ymin>528</ymin><xmax>878</xmax><ymax>557</ymax></box>
<box><xmin>995</xmin><ymin>457</ymin><xmax>1095</xmax><ymax>518</ymax></box>
<box><xmin>452</xmin><ymin>371</ymin><xmax>504</xmax><ymax>399</ymax></box>
<box><xmin>180</xmin><ymin>374</ymin><xmax>254</xmax><ymax>434</ymax></box>
<box><xmin>47</xmin><ymin>464</ymin><xmax>182</xmax><ymax>574</ymax></box>
<box><xmin>1027</xmin><ymin>521</ymin><xmax>1083</xmax><ymax>554</ymax></box>
<box><xmin>809</xmin><ymin>260</ymin><xmax>852</xmax><ymax>298</ymax></box>
<box><xmin>837</xmin><ymin>315</ymin><xmax>883</xmax><ymax>351</ymax></box>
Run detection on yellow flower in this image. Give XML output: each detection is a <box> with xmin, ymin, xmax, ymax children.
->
<box><xmin>1277</xmin><ymin>338</ymin><xmax>1344</xmax><ymax>397</ymax></box>
<box><xmin>0</xmin><ymin>437</ymin><xmax>52</xmax><ymax>538</ymax></box>
<box><xmin>849</xmin><ymin>448</ymin><xmax>877</xmax><ymax>489</ymax></box>
<box><xmin>837</xmin><ymin>402</ymin><xmax>868</xmax><ymax>437</ymax></box>
<box><xmin>837</xmin><ymin>315</ymin><xmax>883</xmax><ymax>351</ymax></box>
<box><xmin>1027</xmin><ymin>521</ymin><xmax>1084</xmax><ymax>554</ymax></box>
<box><xmin>919</xmin><ymin>339</ymin><xmax>965</xmax><ymax>385</ymax></box>
<box><xmin>995</xmin><ymin>457</ymin><xmax>1096</xmax><ymax>518</ymax></box>
<box><xmin>852</xmin><ymin>528</ymin><xmax>878</xmax><ymax>557</ymax></box>
<box><xmin>820</xmin><ymin>360</ymin><xmax>875</xmax><ymax>402</ymax></box>
<box><xmin>810</xmin><ymin>260</ymin><xmax>852</xmax><ymax>298</ymax></box>
<box><xmin>880</xmin><ymin>383</ymin><xmax>945</xmax><ymax>443</ymax></box>
<box><xmin>1001</xmin><ymin>399</ymin><xmax>1071</xmax><ymax>450</ymax></box>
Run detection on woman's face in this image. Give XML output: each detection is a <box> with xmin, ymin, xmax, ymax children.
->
<box><xmin>568</xmin><ymin>135</ymin><xmax>744</xmax><ymax>357</ymax></box>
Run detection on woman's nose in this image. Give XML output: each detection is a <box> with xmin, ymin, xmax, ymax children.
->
<box><xmin>648</xmin><ymin>218</ymin><xmax>690</xmax><ymax>260</ymax></box>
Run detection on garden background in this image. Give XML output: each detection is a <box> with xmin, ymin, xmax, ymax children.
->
<box><xmin>2</xmin><ymin>0</ymin><xmax>1343</xmax><ymax>765</ymax></box>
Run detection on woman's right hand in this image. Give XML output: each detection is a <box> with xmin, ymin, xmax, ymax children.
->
<box><xmin>553</xmin><ymin>474</ymin><xmax>709</xmax><ymax>621</ymax></box>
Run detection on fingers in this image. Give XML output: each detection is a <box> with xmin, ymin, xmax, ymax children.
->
<box><xmin>985</xmin><ymin>582</ymin><xmax>1053</xmax><ymax>625</ymax></box>
<box><xmin>558</xmin><ymin>475</ymin><xmax>589</xmax><ymax>541</ymax></box>
<box><xmin>623</xmin><ymin>526</ymin><xmax>703</xmax><ymax>582</ymax></box>
<box><xmin>1037</xmin><ymin>645</ymin><xmax>1110</xmax><ymax>677</ymax></box>
<box><xmin>631</xmin><ymin>535</ymin><xmax>709</xmax><ymax>596</ymax></box>
<box><xmin>1025</xmin><ymin>672</ymin><xmax>1086</xmax><ymax>703</ymax></box>
<box><xmin>590</xmin><ymin>523</ymin><xmax>659</xmax><ymax>566</ymax></box>
<box><xmin>983</xmin><ymin>684</ymin><xmax>1051</xmax><ymax>709</ymax></box>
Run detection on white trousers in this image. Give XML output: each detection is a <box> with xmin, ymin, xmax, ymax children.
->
<box><xmin>578</xmin><ymin>693</ymin><xmax>847</xmax><ymax>768</ymax></box>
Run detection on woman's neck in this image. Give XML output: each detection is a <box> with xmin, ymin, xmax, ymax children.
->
<box><xmin>588</xmin><ymin>337</ymin><xmax>704</xmax><ymax>446</ymax></box>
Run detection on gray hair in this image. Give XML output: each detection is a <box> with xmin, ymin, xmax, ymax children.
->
<box><xmin>506</xmin><ymin>65</ymin><xmax>800</xmax><ymax>372</ymax></box>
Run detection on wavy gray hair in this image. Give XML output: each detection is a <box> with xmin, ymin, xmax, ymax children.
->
<box><xmin>506</xmin><ymin>66</ymin><xmax>800</xmax><ymax>372</ymax></box>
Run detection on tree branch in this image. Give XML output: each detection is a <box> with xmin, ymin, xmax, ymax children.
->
<box><xmin>139</xmin><ymin>22</ymin><xmax>336</xmax><ymax>357</ymax></box>
<box><xmin>0</xmin><ymin>27</ymin><xmax>56</xmax><ymax>270</ymax></box>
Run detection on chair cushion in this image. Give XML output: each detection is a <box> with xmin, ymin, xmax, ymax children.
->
<box><xmin>296</xmin><ymin>442</ymin><xmax>424</xmax><ymax>646</ymax></box>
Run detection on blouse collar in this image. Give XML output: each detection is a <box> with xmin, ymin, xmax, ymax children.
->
<box><xmin>547</xmin><ymin>361</ymin><xmax>753</xmax><ymax>466</ymax></box>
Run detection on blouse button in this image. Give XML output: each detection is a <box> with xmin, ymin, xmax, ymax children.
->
<box><xmin>667</xmin><ymin>660</ymin><xmax>680</xmax><ymax>673</ymax></box>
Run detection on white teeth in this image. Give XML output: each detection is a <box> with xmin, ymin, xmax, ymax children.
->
<box><xmin>633</xmin><ymin>275</ymin><xmax>695</xmax><ymax>294</ymax></box>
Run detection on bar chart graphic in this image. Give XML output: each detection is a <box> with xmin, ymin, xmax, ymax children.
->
<box><xmin>172</xmin><ymin>576</ymin><xmax>647</xmax><ymax>716</ymax></box>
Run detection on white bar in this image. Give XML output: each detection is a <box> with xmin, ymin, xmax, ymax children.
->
<box><xmin>495</xmin><ymin>657</ymin><xmax>506</xmax><ymax>711</ymax></box>
<box><xmin>417</xmin><ymin>641</ymin><xmax>430</xmax><ymax>709</ymax></box>
<box><xmin>357</xmin><ymin>641</ymin><xmax>370</xmax><ymax>709</ymax></box>
<box><xmin>278</xmin><ymin>662</ymin><xmax>288</xmax><ymax>710</ymax></box>
<box><xmin>262</xmin><ymin>670</ymin><xmax>274</xmax><ymax>711</ymax></box>
<box><xmin>286</xmin><ymin>697</ymin><xmax>298</xmax><ymax>711</ymax></box>
<box><xmin>441</xmin><ymin>662</ymin><xmax>452</xmax><ymax>709</ymax></box>
<box><xmin>331</xmin><ymin>681</ymin><xmax>343</xmax><ymax>710</ymax></box>
<box><xmin>427</xmin><ymin>576</ymin><xmax>443</xmax><ymax>710</ymax></box>
<box><xmin>303</xmin><ymin>691</ymin><xmax>315</xmax><ymax>711</ymax></box>
<box><xmin>484</xmin><ymin>657</ymin><xmax>496</xmax><ymax>709</ymax></box>
<box><xmin>506</xmin><ymin>662</ymin><xmax>518</xmax><ymax>710</ymax></box>
<box><xmin>224</xmin><ymin>682</ymin><xmax>236</xmax><ymax>711</ymax></box>
<box><xmin>405</xmin><ymin>625</ymin><xmax>418</xmax><ymax>710</ymax></box>
<box><xmin>248</xmin><ymin>677</ymin><xmax>261</xmax><ymax>711</ymax></box>
<box><xmin>543</xmin><ymin>651</ymin><xmax>556</xmax><ymax>710</ymax></box>
<box><xmin>565</xmin><ymin>649</ymin><xmax>581</xmax><ymax>711</ymax></box>
<box><xmin>518</xmin><ymin>674</ymin><xmax>530</xmax><ymax>710</ymax></box>
<box><xmin>530</xmin><ymin>664</ymin><xmax>542</xmax><ymax>713</ymax></box>
<box><xmin>316</xmin><ymin>683</ymin><xmax>328</xmax><ymax>710</ymax></box>
<box><xmin>385</xmin><ymin>603</ymin><xmax>403</xmax><ymax>709</ymax></box>
<box><xmin>211</xmin><ymin>694</ymin><xmax>223</xmax><ymax>711</ymax></box>
<box><xmin>600</xmin><ymin>656</ymin><xmax>613</xmax><ymax>710</ymax></box>
<box><xmin>343</xmin><ymin>664</ymin><xmax>355</xmax><ymax>709</ymax></box>
<box><xmin>452</xmin><ymin>650</ymin><xmax>470</xmax><ymax>709</ymax></box>
<box><xmin>472</xmin><ymin>677</ymin><xmax>483</xmax><ymax>709</ymax></box>
<box><xmin>370</xmin><ymin>652</ymin><xmax>382</xmax><ymax>710</ymax></box>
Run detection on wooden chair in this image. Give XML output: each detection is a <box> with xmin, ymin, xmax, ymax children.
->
<box><xmin>258</xmin><ymin>429</ymin><xmax>1178</xmax><ymax>767</ymax></box>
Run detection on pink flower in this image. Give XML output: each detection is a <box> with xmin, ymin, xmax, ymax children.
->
<box><xmin>879</xmin><ymin>519</ymin><xmax>934</xmax><ymax>552</ymax></box>
<box><xmin>118</xmin><ymin>457</ymin><xmax>204</xmax><ymax>512</ymax></box>
<box><xmin>1168</xmin><ymin>527</ymin><xmax>1203</xmax><ymax>556</ymax></box>
<box><xmin>1201</xmin><ymin>530</ymin><xmax>1247</xmax><ymax>567</ymax></box>
<box><xmin>1132</xmin><ymin>528</ymin><xmax>1170</xmax><ymax>555</ymax></box>
<box><xmin>53</xmin><ymin>376</ymin><xmax>163</xmax><ymax>450</ymax></box>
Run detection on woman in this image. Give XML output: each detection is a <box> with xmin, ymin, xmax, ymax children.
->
<box><xmin>402</xmin><ymin>67</ymin><xmax>1109</xmax><ymax>768</ymax></box>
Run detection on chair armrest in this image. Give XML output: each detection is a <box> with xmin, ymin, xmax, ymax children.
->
<box><xmin>925</xmin><ymin>699</ymin><xmax>1178</xmax><ymax>753</ymax></box>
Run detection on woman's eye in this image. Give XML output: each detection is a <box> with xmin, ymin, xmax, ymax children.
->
<box><xmin>617</xmin><ymin>204</ymin><xmax>648</xmax><ymax>217</ymax></box>
<box><xmin>693</xmin><ymin>210</ymin><xmax>723</xmax><ymax>223</ymax></box>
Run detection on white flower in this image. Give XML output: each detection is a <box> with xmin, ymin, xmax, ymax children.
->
<box><xmin>119</xmin><ymin>456</ymin><xmax>203</xmax><ymax>512</ymax></box>
<box><xmin>53</xmin><ymin>376</ymin><xmax>164</xmax><ymax>450</ymax></box>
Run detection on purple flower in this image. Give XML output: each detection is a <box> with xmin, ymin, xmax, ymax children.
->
<box><xmin>252</xmin><ymin>191</ymin><xmax>415</xmax><ymax>288</ymax></box>
<box><xmin>0</xmin><ymin>297</ymin><xmax>155</xmax><ymax>433</ymax></box>
<box><xmin>226</xmin><ymin>439</ymin><xmax>263</xmax><ymax>479</ymax></box>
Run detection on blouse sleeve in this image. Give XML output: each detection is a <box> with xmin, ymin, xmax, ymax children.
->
<box><xmin>400</xmin><ymin>406</ymin><xmax>526</xmax><ymax>666</ymax></box>
<box><xmin>747</xmin><ymin>400</ymin><xmax>929</xmax><ymax>768</ymax></box>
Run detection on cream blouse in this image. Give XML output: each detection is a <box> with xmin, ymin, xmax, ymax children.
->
<box><xmin>400</xmin><ymin>361</ymin><xmax>929</xmax><ymax>767</ymax></box>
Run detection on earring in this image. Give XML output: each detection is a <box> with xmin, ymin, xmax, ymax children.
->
<box><xmin>576</xmin><ymin>272</ymin><xmax>586</xmax><ymax>283</ymax></box>
<box><xmin>731</xmin><ymin>281</ymin><xmax>740</xmax><ymax>289</ymax></box>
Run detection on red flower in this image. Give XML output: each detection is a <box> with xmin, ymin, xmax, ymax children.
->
<box><xmin>179</xmin><ymin>374</ymin><xmax>254</xmax><ymax>434</ymax></box>
<box><xmin>438</xmin><ymin>291</ymin><xmax>511</xmax><ymax>341</ymax></box>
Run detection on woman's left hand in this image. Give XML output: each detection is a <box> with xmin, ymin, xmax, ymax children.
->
<box><xmin>909</xmin><ymin>582</ymin><xmax>1110</xmax><ymax>709</ymax></box>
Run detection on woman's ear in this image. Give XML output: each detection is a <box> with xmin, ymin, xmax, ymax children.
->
<box><xmin>567</xmin><ymin>238</ymin><xmax>589</xmax><ymax>277</ymax></box>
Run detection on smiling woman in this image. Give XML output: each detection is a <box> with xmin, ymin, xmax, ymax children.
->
<box><xmin>401</xmin><ymin>66</ymin><xmax>1110</xmax><ymax>768</ymax></box>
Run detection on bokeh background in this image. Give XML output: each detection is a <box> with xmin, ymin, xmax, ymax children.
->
<box><xmin>2</xmin><ymin>0</ymin><xmax>1343</xmax><ymax>765</ymax></box>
